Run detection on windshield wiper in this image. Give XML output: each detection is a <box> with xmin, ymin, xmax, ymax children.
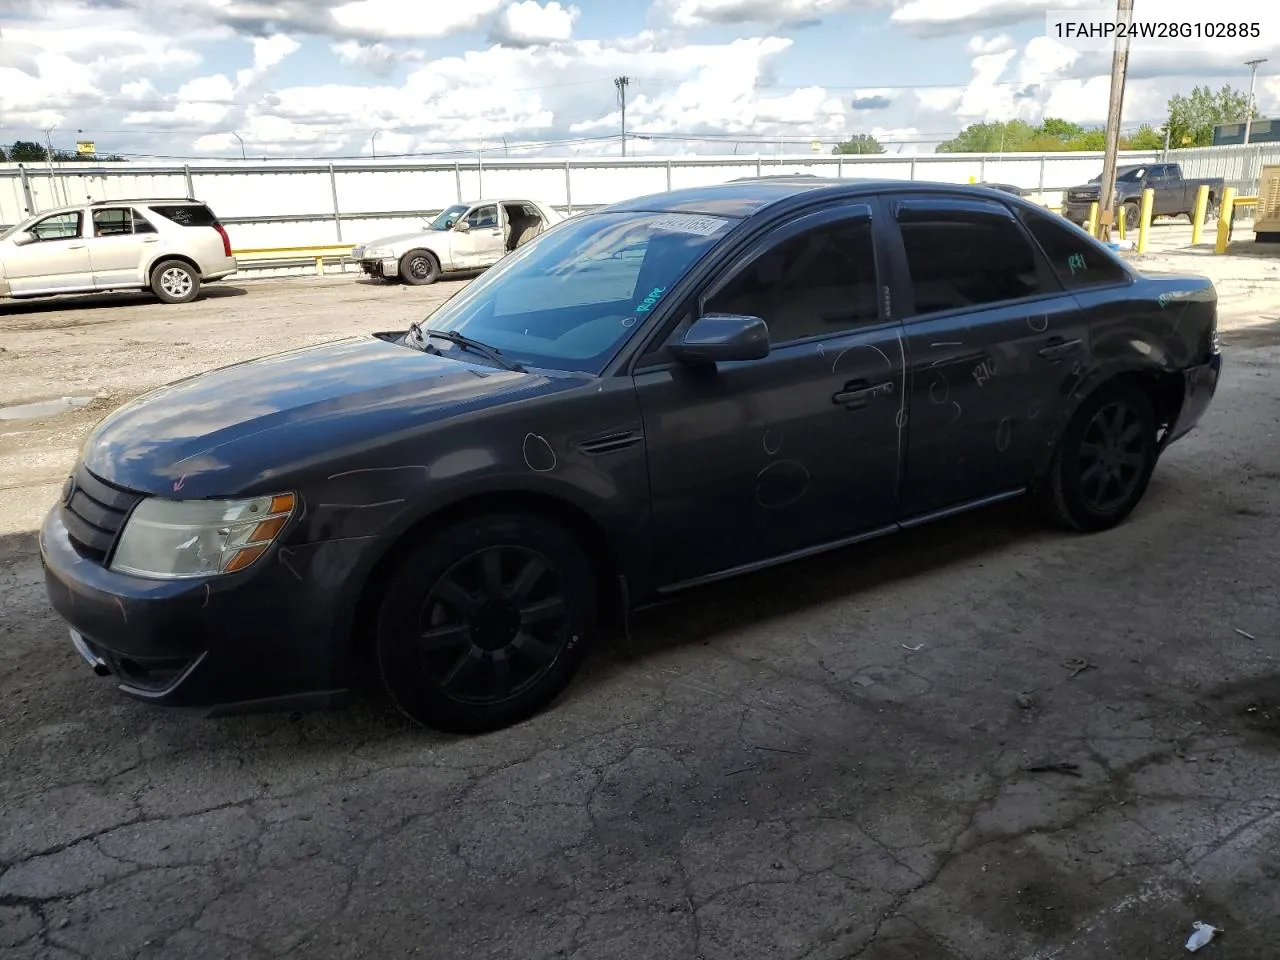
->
<box><xmin>417</xmin><ymin>326</ymin><xmax>525</xmax><ymax>372</ymax></box>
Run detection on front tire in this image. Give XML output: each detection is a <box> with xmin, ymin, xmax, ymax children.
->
<box><xmin>151</xmin><ymin>260</ymin><xmax>200</xmax><ymax>304</ymax></box>
<box><xmin>399</xmin><ymin>249</ymin><xmax>439</xmax><ymax>285</ymax></box>
<box><xmin>1038</xmin><ymin>381</ymin><xmax>1159</xmax><ymax>533</ymax></box>
<box><xmin>375</xmin><ymin>514</ymin><xmax>597</xmax><ymax>733</ymax></box>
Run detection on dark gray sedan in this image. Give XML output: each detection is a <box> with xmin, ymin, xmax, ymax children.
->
<box><xmin>42</xmin><ymin>178</ymin><xmax>1222</xmax><ymax>733</ymax></box>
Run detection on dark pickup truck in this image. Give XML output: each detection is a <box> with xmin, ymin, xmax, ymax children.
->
<box><xmin>1062</xmin><ymin>163</ymin><xmax>1224</xmax><ymax>226</ymax></box>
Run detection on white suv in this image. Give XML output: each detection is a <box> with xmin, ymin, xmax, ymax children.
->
<box><xmin>0</xmin><ymin>199</ymin><xmax>238</xmax><ymax>305</ymax></box>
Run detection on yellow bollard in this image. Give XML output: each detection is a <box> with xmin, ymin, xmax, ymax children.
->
<box><xmin>1116</xmin><ymin>204</ymin><xmax>1126</xmax><ymax>241</ymax></box>
<box><xmin>316</xmin><ymin>256</ymin><xmax>325</xmax><ymax>276</ymax></box>
<box><xmin>1215</xmin><ymin>187</ymin><xmax>1237</xmax><ymax>254</ymax></box>
<box><xmin>1086</xmin><ymin>201</ymin><xmax>1099</xmax><ymax>237</ymax></box>
<box><xmin>1136</xmin><ymin>187</ymin><xmax>1154</xmax><ymax>254</ymax></box>
<box><xmin>1191</xmin><ymin>184</ymin><xmax>1210</xmax><ymax>245</ymax></box>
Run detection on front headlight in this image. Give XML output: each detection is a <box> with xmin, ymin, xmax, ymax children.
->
<box><xmin>364</xmin><ymin>246</ymin><xmax>388</xmax><ymax>259</ymax></box>
<box><xmin>110</xmin><ymin>492</ymin><xmax>296</xmax><ymax>579</ymax></box>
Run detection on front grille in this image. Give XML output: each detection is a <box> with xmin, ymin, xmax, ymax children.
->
<box><xmin>60</xmin><ymin>464</ymin><xmax>144</xmax><ymax>563</ymax></box>
<box><xmin>1067</xmin><ymin>191</ymin><xmax>1096</xmax><ymax>204</ymax></box>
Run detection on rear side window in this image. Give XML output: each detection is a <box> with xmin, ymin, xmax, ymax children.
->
<box><xmin>148</xmin><ymin>204</ymin><xmax>218</xmax><ymax>227</ymax></box>
<box><xmin>91</xmin><ymin>208</ymin><xmax>158</xmax><ymax>236</ymax></box>
<box><xmin>897</xmin><ymin>208</ymin><xmax>1043</xmax><ymax>316</ymax></box>
<box><xmin>1018</xmin><ymin>208</ymin><xmax>1130</xmax><ymax>291</ymax></box>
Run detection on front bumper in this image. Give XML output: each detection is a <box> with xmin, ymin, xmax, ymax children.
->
<box><xmin>357</xmin><ymin>257</ymin><xmax>400</xmax><ymax>278</ymax></box>
<box><xmin>1062</xmin><ymin>201</ymin><xmax>1097</xmax><ymax>224</ymax></box>
<box><xmin>39</xmin><ymin>504</ymin><xmax>372</xmax><ymax>715</ymax></box>
<box><xmin>1164</xmin><ymin>353</ymin><xmax>1222</xmax><ymax>447</ymax></box>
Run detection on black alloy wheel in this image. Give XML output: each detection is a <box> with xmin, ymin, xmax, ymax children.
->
<box><xmin>1076</xmin><ymin>400</ymin><xmax>1150</xmax><ymax>513</ymax></box>
<box><xmin>1038</xmin><ymin>381</ymin><xmax>1159</xmax><ymax>533</ymax></box>
<box><xmin>376</xmin><ymin>514</ymin><xmax>595</xmax><ymax>733</ymax></box>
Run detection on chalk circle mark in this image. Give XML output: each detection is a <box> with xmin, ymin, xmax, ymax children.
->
<box><xmin>928</xmin><ymin>373</ymin><xmax>949</xmax><ymax>405</ymax></box>
<box><xmin>996</xmin><ymin>417</ymin><xmax>1012</xmax><ymax>452</ymax></box>
<box><xmin>755</xmin><ymin>460</ymin><xmax>810</xmax><ymax>510</ymax></box>
<box><xmin>522</xmin><ymin>433</ymin><xmax>557</xmax><ymax>473</ymax></box>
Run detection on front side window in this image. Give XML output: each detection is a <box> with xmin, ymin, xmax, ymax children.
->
<box><xmin>898</xmin><ymin>208</ymin><xmax>1043</xmax><ymax>316</ymax></box>
<box><xmin>467</xmin><ymin>205</ymin><xmax>498</xmax><ymax>229</ymax></box>
<box><xmin>419</xmin><ymin>211</ymin><xmax>736</xmax><ymax>372</ymax></box>
<box><xmin>706</xmin><ymin>217</ymin><xmax>880</xmax><ymax>343</ymax></box>
<box><xmin>28</xmin><ymin>211</ymin><xmax>83</xmax><ymax>242</ymax></box>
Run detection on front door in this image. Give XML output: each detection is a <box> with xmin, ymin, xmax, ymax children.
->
<box><xmin>2</xmin><ymin>210</ymin><xmax>92</xmax><ymax>294</ymax></box>
<box><xmin>633</xmin><ymin>202</ymin><xmax>907</xmax><ymax>587</ymax></box>
<box><xmin>452</xmin><ymin>204</ymin><xmax>505</xmax><ymax>268</ymax></box>
<box><xmin>882</xmin><ymin>193</ymin><xmax>1092</xmax><ymax>516</ymax></box>
<box><xmin>88</xmin><ymin>207</ymin><xmax>157</xmax><ymax>289</ymax></box>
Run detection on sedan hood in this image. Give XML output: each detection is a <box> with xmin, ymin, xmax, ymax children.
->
<box><xmin>361</xmin><ymin>230</ymin><xmax>445</xmax><ymax>251</ymax></box>
<box><xmin>81</xmin><ymin>336</ymin><xmax>555</xmax><ymax>499</ymax></box>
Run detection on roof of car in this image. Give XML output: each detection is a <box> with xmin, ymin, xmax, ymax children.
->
<box><xmin>600</xmin><ymin>177</ymin><xmax>1040</xmax><ymax>219</ymax></box>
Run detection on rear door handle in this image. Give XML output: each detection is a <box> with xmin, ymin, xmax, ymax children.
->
<box><xmin>68</xmin><ymin>244</ymin><xmax>86</xmax><ymax>249</ymax></box>
<box><xmin>1038</xmin><ymin>337</ymin><xmax>1082</xmax><ymax>361</ymax></box>
<box><xmin>142</xmin><ymin>237</ymin><xmax>159</xmax><ymax>243</ymax></box>
<box><xmin>833</xmin><ymin>380</ymin><xmax>894</xmax><ymax>408</ymax></box>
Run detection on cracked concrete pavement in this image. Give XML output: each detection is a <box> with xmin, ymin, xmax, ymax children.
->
<box><xmin>2</xmin><ymin>224</ymin><xmax>1280</xmax><ymax>959</ymax></box>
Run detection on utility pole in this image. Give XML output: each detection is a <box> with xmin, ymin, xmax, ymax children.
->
<box><xmin>614</xmin><ymin>76</ymin><xmax>630</xmax><ymax>156</ymax></box>
<box><xmin>43</xmin><ymin>126</ymin><xmax>59</xmax><ymax>206</ymax></box>
<box><xmin>1096</xmin><ymin>0</ymin><xmax>1134</xmax><ymax>243</ymax></box>
<box><xmin>1244</xmin><ymin>58</ymin><xmax>1267</xmax><ymax>144</ymax></box>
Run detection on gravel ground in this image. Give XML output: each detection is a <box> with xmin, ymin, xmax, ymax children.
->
<box><xmin>1</xmin><ymin>223</ymin><xmax>1279</xmax><ymax>959</ymax></box>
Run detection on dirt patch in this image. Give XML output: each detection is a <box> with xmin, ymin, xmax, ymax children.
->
<box><xmin>1205</xmin><ymin>674</ymin><xmax>1280</xmax><ymax>738</ymax></box>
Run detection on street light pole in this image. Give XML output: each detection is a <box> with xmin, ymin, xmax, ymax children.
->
<box><xmin>1244</xmin><ymin>58</ymin><xmax>1267</xmax><ymax>145</ymax></box>
<box><xmin>1097</xmin><ymin>0</ymin><xmax>1135</xmax><ymax>243</ymax></box>
<box><xmin>232</xmin><ymin>131</ymin><xmax>246</xmax><ymax>160</ymax></box>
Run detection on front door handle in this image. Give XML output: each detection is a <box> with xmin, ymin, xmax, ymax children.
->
<box><xmin>142</xmin><ymin>237</ymin><xmax>159</xmax><ymax>243</ymax></box>
<box><xmin>1037</xmin><ymin>337</ymin><xmax>1082</xmax><ymax>361</ymax></box>
<box><xmin>67</xmin><ymin>244</ymin><xmax>86</xmax><ymax>249</ymax></box>
<box><xmin>833</xmin><ymin>380</ymin><xmax>894</xmax><ymax>408</ymax></box>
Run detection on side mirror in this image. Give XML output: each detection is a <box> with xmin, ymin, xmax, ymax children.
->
<box><xmin>12</xmin><ymin>231</ymin><xmax>35</xmax><ymax>247</ymax></box>
<box><xmin>669</xmin><ymin>314</ymin><xmax>770</xmax><ymax>365</ymax></box>
<box><xmin>454</xmin><ymin>220</ymin><xmax>471</xmax><ymax>233</ymax></box>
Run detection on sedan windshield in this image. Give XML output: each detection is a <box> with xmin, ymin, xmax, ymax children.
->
<box><xmin>417</xmin><ymin>210</ymin><xmax>737</xmax><ymax>373</ymax></box>
<box><xmin>429</xmin><ymin>204</ymin><xmax>470</xmax><ymax>230</ymax></box>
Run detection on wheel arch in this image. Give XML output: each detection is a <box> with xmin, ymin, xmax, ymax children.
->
<box><xmin>148</xmin><ymin>253</ymin><xmax>201</xmax><ymax>278</ymax></box>
<box><xmin>343</xmin><ymin>488</ymin><xmax>626</xmax><ymax>667</ymax></box>
<box><xmin>1033</xmin><ymin>364</ymin><xmax>1185</xmax><ymax>482</ymax></box>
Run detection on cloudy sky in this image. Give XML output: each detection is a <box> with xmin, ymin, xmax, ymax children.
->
<box><xmin>1</xmin><ymin>0</ymin><xmax>1278</xmax><ymax>160</ymax></box>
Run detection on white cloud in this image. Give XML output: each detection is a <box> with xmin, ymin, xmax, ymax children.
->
<box><xmin>661</xmin><ymin>0</ymin><xmax>875</xmax><ymax>28</ymax></box>
<box><xmin>966</xmin><ymin>33</ymin><xmax>1013</xmax><ymax>55</ymax></box>
<box><xmin>491</xmin><ymin>1</ymin><xmax>579</xmax><ymax>47</ymax></box>
<box><xmin>329</xmin><ymin>0</ymin><xmax>504</xmax><ymax>40</ymax></box>
<box><xmin>330</xmin><ymin>40</ymin><xmax>418</xmax><ymax>75</ymax></box>
<box><xmin>891</xmin><ymin>0</ymin><xmax>1098</xmax><ymax>38</ymax></box>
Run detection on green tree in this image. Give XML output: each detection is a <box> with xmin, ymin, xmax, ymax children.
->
<box><xmin>0</xmin><ymin>145</ymin><xmax>6</xmax><ymax>162</ymax></box>
<box><xmin>8</xmin><ymin>140</ymin><xmax>47</xmax><ymax>162</ymax></box>
<box><xmin>832</xmin><ymin>133</ymin><xmax>885</xmax><ymax>154</ymax></box>
<box><xmin>1163</xmin><ymin>84</ymin><xmax>1250</xmax><ymax>147</ymax></box>
<box><xmin>1125</xmin><ymin>124</ymin><xmax>1164</xmax><ymax>150</ymax></box>
<box><xmin>936</xmin><ymin>120</ymin><xmax>1038</xmax><ymax>152</ymax></box>
<box><xmin>1038</xmin><ymin>117</ymin><xmax>1084</xmax><ymax>139</ymax></box>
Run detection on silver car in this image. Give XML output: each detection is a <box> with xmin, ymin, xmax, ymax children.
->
<box><xmin>352</xmin><ymin>198</ymin><xmax>564</xmax><ymax>285</ymax></box>
<box><xmin>0</xmin><ymin>199</ymin><xmax>238</xmax><ymax>305</ymax></box>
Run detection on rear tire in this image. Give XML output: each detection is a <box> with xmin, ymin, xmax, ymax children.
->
<box><xmin>399</xmin><ymin>249</ymin><xmax>439</xmax><ymax>285</ymax></box>
<box><xmin>151</xmin><ymin>260</ymin><xmax>200</xmax><ymax>304</ymax></box>
<box><xmin>375</xmin><ymin>514</ymin><xmax>597</xmax><ymax>734</ymax></box>
<box><xmin>1037</xmin><ymin>381</ymin><xmax>1159</xmax><ymax>533</ymax></box>
<box><xmin>1123</xmin><ymin>202</ymin><xmax>1140</xmax><ymax>232</ymax></box>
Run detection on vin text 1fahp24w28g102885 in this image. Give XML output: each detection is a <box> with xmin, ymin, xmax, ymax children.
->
<box><xmin>40</xmin><ymin>178</ymin><xmax>1222</xmax><ymax>734</ymax></box>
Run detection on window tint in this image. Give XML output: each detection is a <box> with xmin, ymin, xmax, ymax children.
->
<box><xmin>132</xmin><ymin>209</ymin><xmax>158</xmax><ymax>233</ymax></box>
<box><xmin>705</xmin><ymin>218</ymin><xmax>880</xmax><ymax>343</ymax></box>
<box><xmin>467</xmin><ymin>205</ymin><xmax>498</xmax><ymax>229</ymax></box>
<box><xmin>29</xmin><ymin>212</ymin><xmax>82</xmax><ymax>241</ymax></box>
<box><xmin>149</xmin><ymin>204</ymin><xmax>217</xmax><ymax>227</ymax></box>
<box><xmin>898</xmin><ymin>211</ymin><xmax>1042</xmax><ymax>315</ymax></box>
<box><xmin>1018</xmin><ymin>207</ymin><xmax>1130</xmax><ymax>291</ymax></box>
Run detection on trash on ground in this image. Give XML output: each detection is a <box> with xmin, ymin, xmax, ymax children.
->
<box><xmin>901</xmin><ymin>643</ymin><xmax>925</xmax><ymax>651</ymax></box>
<box><xmin>1235</xmin><ymin>628</ymin><xmax>1257</xmax><ymax>640</ymax></box>
<box><xmin>1025</xmin><ymin>762</ymin><xmax>1081</xmax><ymax>777</ymax></box>
<box><xmin>1062</xmin><ymin>658</ymin><xmax>1094</xmax><ymax>679</ymax></box>
<box><xmin>1015</xmin><ymin>692</ymin><xmax>1037</xmax><ymax>710</ymax></box>
<box><xmin>1185</xmin><ymin>921</ymin><xmax>1221</xmax><ymax>952</ymax></box>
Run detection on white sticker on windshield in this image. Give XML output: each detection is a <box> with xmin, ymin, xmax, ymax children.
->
<box><xmin>649</xmin><ymin>214</ymin><xmax>728</xmax><ymax>237</ymax></box>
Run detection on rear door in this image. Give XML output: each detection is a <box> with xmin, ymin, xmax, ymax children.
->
<box><xmin>633</xmin><ymin>201</ymin><xmax>908</xmax><ymax>586</ymax></box>
<box><xmin>87</xmin><ymin>207</ymin><xmax>157</xmax><ymax>289</ymax></box>
<box><xmin>882</xmin><ymin>193</ymin><xmax>1090</xmax><ymax>517</ymax></box>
